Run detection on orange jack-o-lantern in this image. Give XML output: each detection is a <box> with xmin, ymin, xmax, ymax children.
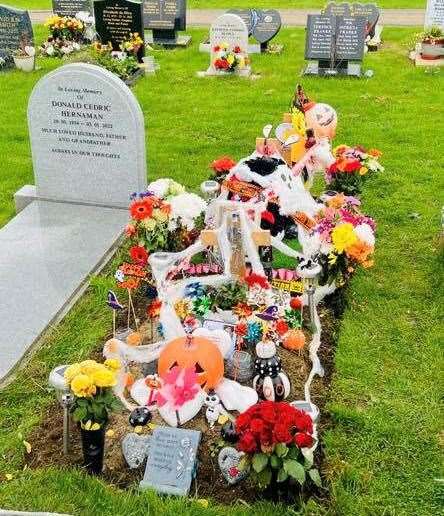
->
<box><xmin>283</xmin><ymin>329</ymin><xmax>306</xmax><ymax>351</ymax></box>
<box><xmin>158</xmin><ymin>335</ymin><xmax>224</xmax><ymax>390</ymax></box>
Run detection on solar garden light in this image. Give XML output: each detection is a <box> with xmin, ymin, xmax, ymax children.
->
<box><xmin>200</xmin><ymin>180</ymin><xmax>220</xmax><ymax>201</ymax></box>
<box><xmin>296</xmin><ymin>258</ymin><xmax>322</xmax><ymax>327</ymax></box>
<box><xmin>48</xmin><ymin>365</ymin><xmax>74</xmax><ymax>455</ymax></box>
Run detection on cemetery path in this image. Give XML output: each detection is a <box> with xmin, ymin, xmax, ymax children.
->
<box><xmin>29</xmin><ymin>8</ymin><xmax>425</xmax><ymax>26</ymax></box>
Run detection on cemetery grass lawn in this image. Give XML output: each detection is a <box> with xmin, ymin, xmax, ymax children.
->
<box><xmin>0</xmin><ymin>26</ymin><xmax>442</xmax><ymax>516</ymax></box>
<box><xmin>2</xmin><ymin>0</ymin><xmax>427</xmax><ymax>11</ymax></box>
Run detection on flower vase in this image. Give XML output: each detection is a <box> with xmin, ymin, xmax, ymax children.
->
<box><xmin>13</xmin><ymin>55</ymin><xmax>35</xmax><ymax>72</ymax></box>
<box><xmin>262</xmin><ymin>469</ymin><xmax>292</xmax><ymax>503</ymax></box>
<box><xmin>80</xmin><ymin>425</ymin><xmax>106</xmax><ymax>474</ymax></box>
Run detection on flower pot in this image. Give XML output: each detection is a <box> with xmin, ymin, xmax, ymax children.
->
<box><xmin>80</xmin><ymin>425</ymin><xmax>106</xmax><ymax>474</ymax></box>
<box><xmin>420</xmin><ymin>41</ymin><xmax>444</xmax><ymax>60</ymax></box>
<box><xmin>13</xmin><ymin>55</ymin><xmax>35</xmax><ymax>72</ymax></box>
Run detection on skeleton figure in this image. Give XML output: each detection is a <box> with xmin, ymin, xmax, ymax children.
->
<box><xmin>204</xmin><ymin>391</ymin><xmax>225</xmax><ymax>428</ymax></box>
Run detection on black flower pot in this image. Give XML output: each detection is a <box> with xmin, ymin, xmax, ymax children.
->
<box><xmin>80</xmin><ymin>426</ymin><xmax>105</xmax><ymax>475</ymax></box>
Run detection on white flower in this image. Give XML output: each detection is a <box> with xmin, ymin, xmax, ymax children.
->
<box><xmin>45</xmin><ymin>45</ymin><xmax>54</xmax><ymax>56</ymax></box>
<box><xmin>148</xmin><ymin>178</ymin><xmax>172</xmax><ymax>198</ymax></box>
<box><xmin>24</xmin><ymin>46</ymin><xmax>35</xmax><ymax>57</ymax></box>
<box><xmin>354</xmin><ymin>223</ymin><xmax>375</xmax><ymax>247</ymax></box>
<box><xmin>72</xmin><ymin>42</ymin><xmax>81</xmax><ymax>51</ymax></box>
<box><xmin>76</xmin><ymin>11</ymin><xmax>94</xmax><ymax>23</ymax></box>
<box><xmin>168</xmin><ymin>193</ymin><xmax>207</xmax><ymax>231</ymax></box>
<box><xmin>61</xmin><ymin>45</ymin><xmax>73</xmax><ymax>55</ymax></box>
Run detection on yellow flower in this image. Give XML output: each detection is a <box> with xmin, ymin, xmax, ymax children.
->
<box><xmin>331</xmin><ymin>223</ymin><xmax>358</xmax><ymax>253</ymax></box>
<box><xmin>227</xmin><ymin>54</ymin><xmax>235</xmax><ymax>65</ymax></box>
<box><xmin>359</xmin><ymin>166</ymin><xmax>368</xmax><ymax>176</ymax></box>
<box><xmin>238</xmin><ymin>57</ymin><xmax>245</xmax><ymax>68</ymax></box>
<box><xmin>174</xmin><ymin>299</ymin><xmax>192</xmax><ymax>319</ymax></box>
<box><xmin>71</xmin><ymin>374</ymin><xmax>96</xmax><ymax>398</ymax></box>
<box><xmin>92</xmin><ymin>366</ymin><xmax>117</xmax><ymax>388</ymax></box>
<box><xmin>79</xmin><ymin>360</ymin><xmax>101</xmax><ymax>376</ymax></box>
<box><xmin>142</xmin><ymin>218</ymin><xmax>157</xmax><ymax>231</ymax></box>
<box><xmin>152</xmin><ymin>208</ymin><xmax>168</xmax><ymax>223</ymax></box>
<box><xmin>328</xmin><ymin>253</ymin><xmax>338</xmax><ymax>265</ymax></box>
<box><xmin>104</xmin><ymin>358</ymin><xmax>121</xmax><ymax>371</ymax></box>
<box><xmin>64</xmin><ymin>363</ymin><xmax>82</xmax><ymax>383</ymax></box>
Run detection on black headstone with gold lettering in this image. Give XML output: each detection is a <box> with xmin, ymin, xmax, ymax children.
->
<box><xmin>143</xmin><ymin>0</ymin><xmax>189</xmax><ymax>46</ymax></box>
<box><xmin>94</xmin><ymin>0</ymin><xmax>145</xmax><ymax>61</ymax></box>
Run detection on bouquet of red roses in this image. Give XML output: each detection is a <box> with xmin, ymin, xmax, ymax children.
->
<box><xmin>235</xmin><ymin>401</ymin><xmax>321</xmax><ymax>489</ymax></box>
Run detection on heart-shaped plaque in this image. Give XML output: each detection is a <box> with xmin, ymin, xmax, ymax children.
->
<box><xmin>218</xmin><ymin>446</ymin><xmax>248</xmax><ymax>485</ymax></box>
<box><xmin>122</xmin><ymin>433</ymin><xmax>151</xmax><ymax>469</ymax></box>
<box><xmin>252</xmin><ymin>9</ymin><xmax>282</xmax><ymax>44</ymax></box>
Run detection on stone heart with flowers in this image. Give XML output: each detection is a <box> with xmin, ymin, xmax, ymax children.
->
<box><xmin>218</xmin><ymin>446</ymin><xmax>248</xmax><ymax>485</ymax></box>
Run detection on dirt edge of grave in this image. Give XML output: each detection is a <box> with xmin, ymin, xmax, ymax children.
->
<box><xmin>24</xmin><ymin>289</ymin><xmax>344</xmax><ymax>507</ymax></box>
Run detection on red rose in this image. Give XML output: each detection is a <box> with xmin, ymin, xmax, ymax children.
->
<box><xmin>213</xmin><ymin>45</ymin><xmax>220</xmax><ymax>52</ymax></box>
<box><xmin>294</xmin><ymin>432</ymin><xmax>314</xmax><ymax>448</ymax></box>
<box><xmin>294</xmin><ymin>412</ymin><xmax>313</xmax><ymax>434</ymax></box>
<box><xmin>235</xmin><ymin>411</ymin><xmax>252</xmax><ymax>432</ymax></box>
<box><xmin>290</xmin><ymin>297</ymin><xmax>303</xmax><ymax>310</ymax></box>
<box><xmin>260</xmin><ymin>428</ymin><xmax>273</xmax><ymax>447</ymax></box>
<box><xmin>245</xmin><ymin>273</ymin><xmax>270</xmax><ymax>290</ymax></box>
<box><xmin>238</xmin><ymin>431</ymin><xmax>258</xmax><ymax>453</ymax></box>
<box><xmin>275</xmin><ymin>319</ymin><xmax>289</xmax><ymax>336</ymax></box>
<box><xmin>130</xmin><ymin>245</ymin><xmax>149</xmax><ymax>266</ymax></box>
<box><xmin>273</xmin><ymin>423</ymin><xmax>293</xmax><ymax>444</ymax></box>
<box><xmin>211</xmin><ymin>156</ymin><xmax>236</xmax><ymax>173</ymax></box>
<box><xmin>344</xmin><ymin>159</ymin><xmax>361</xmax><ymax>173</ymax></box>
<box><xmin>233</xmin><ymin>45</ymin><xmax>241</xmax><ymax>53</ymax></box>
<box><xmin>250</xmin><ymin>417</ymin><xmax>265</xmax><ymax>435</ymax></box>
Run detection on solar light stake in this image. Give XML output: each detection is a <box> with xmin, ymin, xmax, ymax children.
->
<box><xmin>48</xmin><ymin>365</ymin><xmax>74</xmax><ymax>455</ymax></box>
<box><xmin>296</xmin><ymin>259</ymin><xmax>322</xmax><ymax>327</ymax></box>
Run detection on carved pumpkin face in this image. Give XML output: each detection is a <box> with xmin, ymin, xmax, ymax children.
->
<box><xmin>305</xmin><ymin>103</ymin><xmax>337</xmax><ymax>140</ymax></box>
<box><xmin>158</xmin><ymin>336</ymin><xmax>224</xmax><ymax>390</ymax></box>
<box><xmin>283</xmin><ymin>329</ymin><xmax>306</xmax><ymax>351</ymax></box>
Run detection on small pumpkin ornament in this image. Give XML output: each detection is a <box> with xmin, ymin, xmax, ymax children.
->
<box><xmin>283</xmin><ymin>329</ymin><xmax>306</xmax><ymax>351</ymax></box>
<box><xmin>158</xmin><ymin>335</ymin><xmax>224</xmax><ymax>391</ymax></box>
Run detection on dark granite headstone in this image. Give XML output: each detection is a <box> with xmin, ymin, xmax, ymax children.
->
<box><xmin>305</xmin><ymin>14</ymin><xmax>335</xmax><ymax>61</ymax></box>
<box><xmin>143</xmin><ymin>0</ymin><xmax>188</xmax><ymax>44</ymax></box>
<box><xmin>94</xmin><ymin>0</ymin><xmax>144</xmax><ymax>61</ymax></box>
<box><xmin>227</xmin><ymin>9</ymin><xmax>254</xmax><ymax>35</ymax></box>
<box><xmin>335</xmin><ymin>15</ymin><xmax>366</xmax><ymax>60</ymax></box>
<box><xmin>0</xmin><ymin>4</ymin><xmax>33</xmax><ymax>68</ymax></box>
<box><xmin>351</xmin><ymin>3</ymin><xmax>379</xmax><ymax>36</ymax></box>
<box><xmin>323</xmin><ymin>2</ymin><xmax>351</xmax><ymax>16</ymax></box>
<box><xmin>252</xmin><ymin>9</ymin><xmax>281</xmax><ymax>48</ymax></box>
<box><xmin>139</xmin><ymin>426</ymin><xmax>201</xmax><ymax>496</ymax></box>
<box><xmin>52</xmin><ymin>0</ymin><xmax>92</xmax><ymax>16</ymax></box>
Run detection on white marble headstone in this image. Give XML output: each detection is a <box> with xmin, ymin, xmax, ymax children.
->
<box><xmin>208</xmin><ymin>13</ymin><xmax>249</xmax><ymax>74</ymax></box>
<box><xmin>28</xmin><ymin>63</ymin><xmax>147</xmax><ymax>209</ymax></box>
<box><xmin>425</xmin><ymin>0</ymin><xmax>444</xmax><ymax>29</ymax></box>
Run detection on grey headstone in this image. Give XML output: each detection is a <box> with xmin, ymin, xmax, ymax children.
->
<box><xmin>94</xmin><ymin>0</ymin><xmax>145</xmax><ymax>61</ymax></box>
<box><xmin>122</xmin><ymin>433</ymin><xmax>151</xmax><ymax>469</ymax></box>
<box><xmin>227</xmin><ymin>9</ymin><xmax>254</xmax><ymax>35</ymax></box>
<box><xmin>140</xmin><ymin>426</ymin><xmax>201</xmax><ymax>496</ymax></box>
<box><xmin>323</xmin><ymin>2</ymin><xmax>351</xmax><ymax>16</ymax></box>
<box><xmin>335</xmin><ymin>15</ymin><xmax>366</xmax><ymax>60</ymax></box>
<box><xmin>251</xmin><ymin>9</ymin><xmax>282</xmax><ymax>44</ymax></box>
<box><xmin>27</xmin><ymin>63</ymin><xmax>147</xmax><ymax>209</ymax></box>
<box><xmin>143</xmin><ymin>0</ymin><xmax>186</xmax><ymax>31</ymax></box>
<box><xmin>305</xmin><ymin>14</ymin><xmax>335</xmax><ymax>60</ymax></box>
<box><xmin>0</xmin><ymin>5</ymin><xmax>33</xmax><ymax>67</ymax></box>
<box><xmin>425</xmin><ymin>0</ymin><xmax>444</xmax><ymax>29</ymax></box>
<box><xmin>52</xmin><ymin>0</ymin><xmax>92</xmax><ymax>17</ymax></box>
<box><xmin>351</xmin><ymin>3</ymin><xmax>380</xmax><ymax>35</ymax></box>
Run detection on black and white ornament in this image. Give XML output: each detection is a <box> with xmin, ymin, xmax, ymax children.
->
<box><xmin>253</xmin><ymin>339</ymin><xmax>290</xmax><ymax>401</ymax></box>
<box><xmin>129</xmin><ymin>406</ymin><xmax>152</xmax><ymax>427</ymax></box>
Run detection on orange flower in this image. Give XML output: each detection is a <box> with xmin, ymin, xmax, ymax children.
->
<box><xmin>346</xmin><ymin>240</ymin><xmax>373</xmax><ymax>264</ymax></box>
<box><xmin>130</xmin><ymin>199</ymin><xmax>153</xmax><ymax>220</ymax></box>
<box><xmin>147</xmin><ymin>299</ymin><xmax>162</xmax><ymax>319</ymax></box>
<box><xmin>368</xmin><ymin>148</ymin><xmax>382</xmax><ymax>158</ymax></box>
<box><xmin>327</xmin><ymin>193</ymin><xmax>346</xmax><ymax>209</ymax></box>
<box><xmin>211</xmin><ymin>156</ymin><xmax>236</xmax><ymax>173</ymax></box>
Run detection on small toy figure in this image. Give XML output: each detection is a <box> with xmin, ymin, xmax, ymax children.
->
<box><xmin>204</xmin><ymin>391</ymin><xmax>227</xmax><ymax>428</ymax></box>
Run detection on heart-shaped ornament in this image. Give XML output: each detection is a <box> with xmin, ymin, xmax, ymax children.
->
<box><xmin>122</xmin><ymin>433</ymin><xmax>151</xmax><ymax>469</ymax></box>
<box><xmin>218</xmin><ymin>447</ymin><xmax>248</xmax><ymax>485</ymax></box>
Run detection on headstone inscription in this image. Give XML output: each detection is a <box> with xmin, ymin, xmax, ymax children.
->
<box><xmin>324</xmin><ymin>2</ymin><xmax>380</xmax><ymax>37</ymax></box>
<box><xmin>425</xmin><ymin>0</ymin><xmax>444</xmax><ymax>29</ymax></box>
<box><xmin>143</xmin><ymin>0</ymin><xmax>190</xmax><ymax>46</ymax></box>
<box><xmin>52</xmin><ymin>0</ymin><xmax>92</xmax><ymax>17</ymax></box>
<box><xmin>203</xmin><ymin>13</ymin><xmax>250</xmax><ymax>77</ymax></box>
<box><xmin>94</xmin><ymin>0</ymin><xmax>145</xmax><ymax>61</ymax></box>
<box><xmin>0</xmin><ymin>5</ymin><xmax>33</xmax><ymax>68</ymax></box>
<box><xmin>140</xmin><ymin>427</ymin><xmax>201</xmax><ymax>495</ymax></box>
<box><xmin>27</xmin><ymin>63</ymin><xmax>147</xmax><ymax>209</ymax></box>
<box><xmin>323</xmin><ymin>2</ymin><xmax>351</xmax><ymax>16</ymax></box>
<box><xmin>304</xmin><ymin>14</ymin><xmax>366</xmax><ymax>76</ymax></box>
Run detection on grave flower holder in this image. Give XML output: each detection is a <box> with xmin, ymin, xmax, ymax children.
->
<box><xmin>80</xmin><ymin>424</ymin><xmax>106</xmax><ymax>475</ymax></box>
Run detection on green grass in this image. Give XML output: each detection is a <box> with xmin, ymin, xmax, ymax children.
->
<box><xmin>0</xmin><ymin>26</ymin><xmax>442</xmax><ymax>516</ymax></box>
<box><xmin>3</xmin><ymin>0</ymin><xmax>427</xmax><ymax>12</ymax></box>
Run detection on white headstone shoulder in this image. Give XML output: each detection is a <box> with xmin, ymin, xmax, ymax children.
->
<box><xmin>425</xmin><ymin>0</ymin><xmax>444</xmax><ymax>29</ymax></box>
<box><xmin>204</xmin><ymin>14</ymin><xmax>250</xmax><ymax>77</ymax></box>
<box><xmin>28</xmin><ymin>63</ymin><xmax>147</xmax><ymax>209</ymax></box>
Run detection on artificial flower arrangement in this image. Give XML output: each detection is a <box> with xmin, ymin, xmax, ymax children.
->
<box><xmin>64</xmin><ymin>359</ymin><xmax>121</xmax><ymax>430</ymax></box>
<box><xmin>125</xmin><ymin>180</ymin><xmax>207</xmax><ymax>268</ymax></box>
<box><xmin>210</xmin><ymin>156</ymin><xmax>237</xmax><ymax>184</ymax></box>
<box><xmin>235</xmin><ymin>401</ymin><xmax>321</xmax><ymax>490</ymax></box>
<box><xmin>313</xmin><ymin>194</ymin><xmax>376</xmax><ymax>286</ymax></box>
<box><xmin>325</xmin><ymin>145</ymin><xmax>384</xmax><ymax>196</ymax></box>
<box><xmin>41</xmin><ymin>15</ymin><xmax>86</xmax><ymax>57</ymax></box>
<box><xmin>90</xmin><ymin>41</ymin><xmax>139</xmax><ymax>81</ymax></box>
<box><xmin>119</xmin><ymin>32</ymin><xmax>144</xmax><ymax>56</ymax></box>
<box><xmin>213</xmin><ymin>43</ymin><xmax>248</xmax><ymax>73</ymax></box>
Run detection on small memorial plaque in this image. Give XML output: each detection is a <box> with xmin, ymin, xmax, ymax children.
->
<box><xmin>52</xmin><ymin>0</ymin><xmax>92</xmax><ymax>17</ymax></box>
<box><xmin>324</xmin><ymin>2</ymin><xmax>351</xmax><ymax>16</ymax></box>
<box><xmin>305</xmin><ymin>14</ymin><xmax>335</xmax><ymax>60</ymax></box>
<box><xmin>0</xmin><ymin>4</ymin><xmax>33</xmax><ymax>67</ymax></box>
<box><xmin>425</xmin><ymin>0</ymin><xmax>444</xmax><ymax>29</ymax></box>
<box><xmin>335</xmin><ymin>15</ymin><xmax>366</xmax><ymax>60</ymax></box>
<box><xmin>252</xmin><ymin>9</ymin><xmax>282</xmax><ymax>45</ymax></box>
<box><xmin>94</xmin><ymin>0</ymin><xmax>144</xmax><ymax>61</ymax></box>
<box><xmin>140</xmin><ymin>426</ymin><xmax>201</xmax><ymax>496</ymax></box>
